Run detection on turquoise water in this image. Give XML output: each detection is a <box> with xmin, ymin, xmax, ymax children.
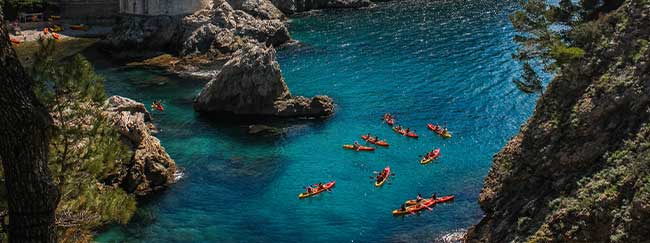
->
<box><xmin>96</xmin><ymin>0</ymin><xmax>538</xmax><ymax>242</ymax></box>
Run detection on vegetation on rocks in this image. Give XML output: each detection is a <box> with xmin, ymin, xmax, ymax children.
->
<box><xmin>466</xmin><ymin>0</ymin><xmax>650</xmax><ymax>242</ymax></box>
<box><xmin>1</xmin><ymin>39</ymin><xmax>137</xmax><ymax>242</ymax></box>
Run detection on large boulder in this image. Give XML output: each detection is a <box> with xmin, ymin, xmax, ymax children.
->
<box><xmin>105</xmin><ymin>96</ymin><xmax>177</xmax><ymax>196</ymax></box>
<box><xmin>193</xmin><ymin>42</ymin><xmax>334</xmax><ymax>117</ymax></box>
<box><xmin>227</xmin><ymin>0</ymin><xmax>285</xmax><ymax>20</ymax></box>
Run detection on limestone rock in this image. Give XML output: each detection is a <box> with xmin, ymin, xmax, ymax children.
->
<box><xmin>227</xmin><ymin>0</ymin><xmax>286</xmax><ymax>20</ymax></box>
<box><xmin>105</xmin><ymin>96</ymin><xmax>177</xmax><ymax>196</ymax></box>
<box><xmin>193</xmin><ymin>42</ymin><xmax>334</xmax><ymax>117</ymax></box>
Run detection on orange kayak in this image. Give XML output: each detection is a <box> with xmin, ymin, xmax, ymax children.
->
<box><xmin>298</xmin><ymin>181</ymin><xmax>336</xmax><ymax>198</ymax></box>
<box><xmin>392</xmin><ymin>127</ymin><xmax>418</xmax><ymax>138</ymax></box>
<box><xmin>404</xmin><ymin>195</ymin><xmax>455</xmax><ymax>206</ymax></box>
<box><xmin>51</xmin><ymin>33</ymin><xmax>61</xmax><ymax>40</ymax></box>
<box><xmin>393</xmin><ymin>195</ymin><xmax>455</xmax><ymax>215</ymax></box>
<box><xmin>10</xmin><ymin>38</ymin><xmax>21</xmax><ymax>44</ymax></box>
<box><xmin>361</xmin><ymin>135</ymin><xmax>389</xmax><ymax>147</ymax></box>
<box><xmin>343</xmin><ymin>145</ymin><xmax>375</xmax><ymax>151</ymax></box>
<box><xmin>375</xmin><ymin>166</ymin><xmax>390</xmax><ymax>187</ymax></box>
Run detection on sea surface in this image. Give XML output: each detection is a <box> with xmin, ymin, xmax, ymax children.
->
<box><xmin>96</xmin><ymin>0</ymin><xmax>539</xmax><ymax>242</ymax></box>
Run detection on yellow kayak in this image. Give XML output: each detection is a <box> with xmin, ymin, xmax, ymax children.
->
<box><xmin>374</xmin><ymin>166</ymin><xmax>390</xmax><ymax>187</ymax></box>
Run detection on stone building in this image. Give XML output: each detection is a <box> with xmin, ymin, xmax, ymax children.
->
<box><xmin>119</xmin><ymin>0</ymin><xmax>210</xmax><ymax>16</ymax></box>
<box><xmin>54</xmin><ymin>0</ymin><xmax>210</xmax><ymax>20</ymax></box>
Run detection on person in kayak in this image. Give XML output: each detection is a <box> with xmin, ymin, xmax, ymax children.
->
<box><xmin>353</xmin><ymin>141</ymin><xmax>361</xmax><ymax>150</ymax></box>
<box><xmin>405</xmin><ymin>128</ymin><xmax>410</xmax><ymax>133</ymax></box>
<box><xmin>400</xmin><ymin>204</ymin><xmax>407</xmax><ymax>212</ymax></box>
<box><xmin>317</xmin><ymin>182</ymin><xmax>324</xmax><ymax>190</ymax></box>
<box><xmin>305</xmin><ymin>186</ymin><xmax>313</xmax><ymax>193</ymax></box>
<box><xmin>416</xmin><ymin>193</ymin><xmax>423</xmax><ymax>202</ymax></box>
<box><xmin>431</xmin><ymin>193</ymin><xmax>437</xmax><ymax>200</ymax></box>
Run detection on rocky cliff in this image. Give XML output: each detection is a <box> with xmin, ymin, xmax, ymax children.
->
<box><xmin>106</xmin><ymin>0</ymin><xmax>290</xmax><ymax>56</ymax></box>
<box><xmin>105</xmin><ymin>96</ymin><xmax>178</xmax><ymax>196</ymax></box>
<box><xmin>466</xmin><ymin>1</ymin><xmax>650</xmax><ymax>242</ymax></box>
<box><xmin>106</xmin><ymin>0</ymin><xmax>336</xmax><ymax>118</ymax></box>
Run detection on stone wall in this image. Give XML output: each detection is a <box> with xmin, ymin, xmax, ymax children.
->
<box><xmin>119</xmin><ymin>0</ymin><xmax>210</xmax><ymax>16</ymax></box>
<box><xmin>56</xmin><ymin>0</ymin><xmax>120</xmax><ymax>20</ymax></box>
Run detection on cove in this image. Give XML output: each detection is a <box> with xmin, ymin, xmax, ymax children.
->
<box><xmin>96</xmin><ymin>0</ymin><xmax>538</xmax><ymax>242</ymax></box>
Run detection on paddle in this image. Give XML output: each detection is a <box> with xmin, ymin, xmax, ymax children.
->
<box><xmin>421</xmin><ymin>203</ymin><xmax>433</xmax><ymax>211</ymax></box>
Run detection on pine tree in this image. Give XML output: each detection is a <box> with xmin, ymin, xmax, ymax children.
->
<box><xmin>0</xmin><ymin>37</ymin><xmax>138</xmax><ymax>242</ymax></box>
<box><xmin>509</xmin><ymin>0</ymin><xmax>624</xmax><ymax>94</ymax></box>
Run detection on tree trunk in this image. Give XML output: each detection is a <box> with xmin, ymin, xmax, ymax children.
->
<box><xmin>0</xmin><ymin>13</ymin><xmax>60</xmax><ymax>243</ymax></box>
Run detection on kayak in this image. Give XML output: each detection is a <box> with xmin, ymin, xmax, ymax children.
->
<box><xmin>70</xmin><ymin>25</ymin><xmax>89</xmax><ymax>31</ymax></box>
<box><xmin>51</xmin><ymin>33</ymin><xmax>61</xmax><ymax>40</ymax></box>
<box><xmin>343</xmin><ymin>145</ymin><xmax>375</xmax><ymax>151</ymax></box>
<box><xmin>392</xmin><ymin>127</ymin><xmax>418</xmax><ymax>138</ymax></box>
<box><xmin>10</xmin><ymin>38</ymin><xmax>21</xmax><ymax>44</ymax></box>
<box><xmin>375</xmin><ymin>166</ymin><xmax>390</xmax><ymax>187</ymax></box>
<box><xmin>383</xmin><ymin>114</ymin><xmax>395</xmax><ymax>125</ymax></box>
<box><xmin>361</xmin><ymin>135</ymin><xmax>389</xmax><ymax>147</ymax></box>
<box><xmin>428</xmin><ymin>124</ymin><xmax>452</xmax><ymax>138</ymax></box>
<box><xmin>152</xmin><ymin>103</ymin><xmax>164</xmax><ymax>111</ymax></box>
<box><xmin>298</xmin><ymin>181</ymin><xmax>336</xmax><ymax>199</ymax></box>
<box><xmin>420</xmin><ymin>148</ymin><xmax>441</xmax><ymax>164</ymax></box>
<box><xmin>393</xmin><ymin>196</ymin><xmax>455</xmax><ymax>215</ymax></box>
<box><xmin>404</xmin><ymin>195</ymin><xmax>455</xmax><ymax>206</ymax></box>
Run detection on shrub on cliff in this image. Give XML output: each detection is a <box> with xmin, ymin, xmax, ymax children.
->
<box><xmin>0</xmin><ymin>38</ymin><xmax>137</xmax><ymax>242</ymax></box>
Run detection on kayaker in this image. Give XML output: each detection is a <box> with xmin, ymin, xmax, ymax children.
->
<box><xmin>306</xmin><ymin>187</ymin><xmax>313</xmax><ymax>193</ymax></box>
<box><xmin>442</xmin><ymin>128</ymin><xmax>448</xmax><ymax>133</ymax></box>
<box><xmin>353</xmin><ymin>141</ymin><xmax>361</xmax><ymax>149</ymax></box>
<box><xmin>431</xmin><ymin>193</ymin><xmax>437</xmax><ymax>200</ymax></box>
<box><xmin>416</xmin><ymin>193</ymin><xmax>423</xmax><ymax>202</ymax></box>
<box><xmin>400</xmin><ymin>204</ymin><xmax>407</xmax><ymax>212</ymax></box>
<box><xmin>405</xmin><ymin>128</ymin><xmax>410</xmax><ymax>133</ymax></box>
<box><xmin>317</xmin><ymin>182</ymin><xmax>324</xmax><ymax>190</ymax></box>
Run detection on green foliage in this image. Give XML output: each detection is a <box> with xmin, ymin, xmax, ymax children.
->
<box><xmin>550</xmin><ymin>44</ymin><xmax>585</xmax><ymax>65</ymax></box>
<box><xmin>509</xmin><ymin>0</ymin><xmax>624</xmax><ymax>94</ymax></box>
<box><xmin>27</xmin><ymin>38</ymin><xmax>136</xmax><ymax>242</ymax></box>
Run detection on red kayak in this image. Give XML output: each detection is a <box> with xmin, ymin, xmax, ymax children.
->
<box><xmin>298</xmin><ymin>181</ymin><xmax>336</xmax><ymax>198</ymax></box>
<box><xmin>403</xmin><ymin>195</ymin><xmax>455</xmax><ymax>207</ymax></box>
<box><xmin>383</xmin><ymin>114</ymin><xmax>395</xmax><ymax>125</ymax></box>
<box><xmin>361</xmin><ymin>135</ymin><xmax>389</xmax><ymax>147</ymax></box>
<box><xmin>394</xmin><ymin>195</ymin><xmax>455</xmax><ymax>215</ymax></box>
<box><xmin>151</xmin><ymin>103</ymin><xmax>164</xmax><ymax>112</ymax></box>
<box><xmin>428</xmin><ymin>124</ymin><xmax>452</xmax><ymax>138</ymax></box>
<box><xmin>392</xmin><ymin>127</ymin><xmax>418</xmax><ymax>138</ymax></box>
<box><xmin>343</xmin><ymin>144</ymin><xmax>375</xmax><ymax>151</ymax></box>
<box><xmin>375</xmin><ymin>166</ymin><xmax>390</xmax><ymax>187</ymax></box>
<box><xmin>420</xmin><ymin>148</ymin><xmax>441</xmax><ymax>164</ymax></box>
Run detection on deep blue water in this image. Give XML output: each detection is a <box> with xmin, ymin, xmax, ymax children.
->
<box><xmin>96</xmin><ymin>0</ymin><xmax>538</xmax><ymax>242</ymax></box>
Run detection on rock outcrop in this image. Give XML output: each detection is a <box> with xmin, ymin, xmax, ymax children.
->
<box><xmin>106</xmin><ymin>0</ymin><xmax>289</xmax><ymax>57</ymax></box>
<box><xmin>105</xmin><ymin>96</ymin><xmax>177</xmax><ymax>196</ymax></box>
<box><xmin>193</xmin><ymin>42</ymin><xmax>334</xmax><ymax>117</ymax></box>
<box><xmin>270</xmin><ymin>0</ymin><xmax>373</xmax><ymax>15</ymax></box>
<box><xmin>466</xmin><ymin>2</ymin><xmax>650</xmax><ymax>242</ymax></box>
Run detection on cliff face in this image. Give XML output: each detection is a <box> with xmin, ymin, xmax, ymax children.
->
<box><xmin>466</xmin><ymin>1</ymin><xmax>650</xmax><ymax>242</ymax></box>
<box><xmin>104</xmin><ymin>96</ymin><xmax>177</xmax><ymax>196</ymax></box>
